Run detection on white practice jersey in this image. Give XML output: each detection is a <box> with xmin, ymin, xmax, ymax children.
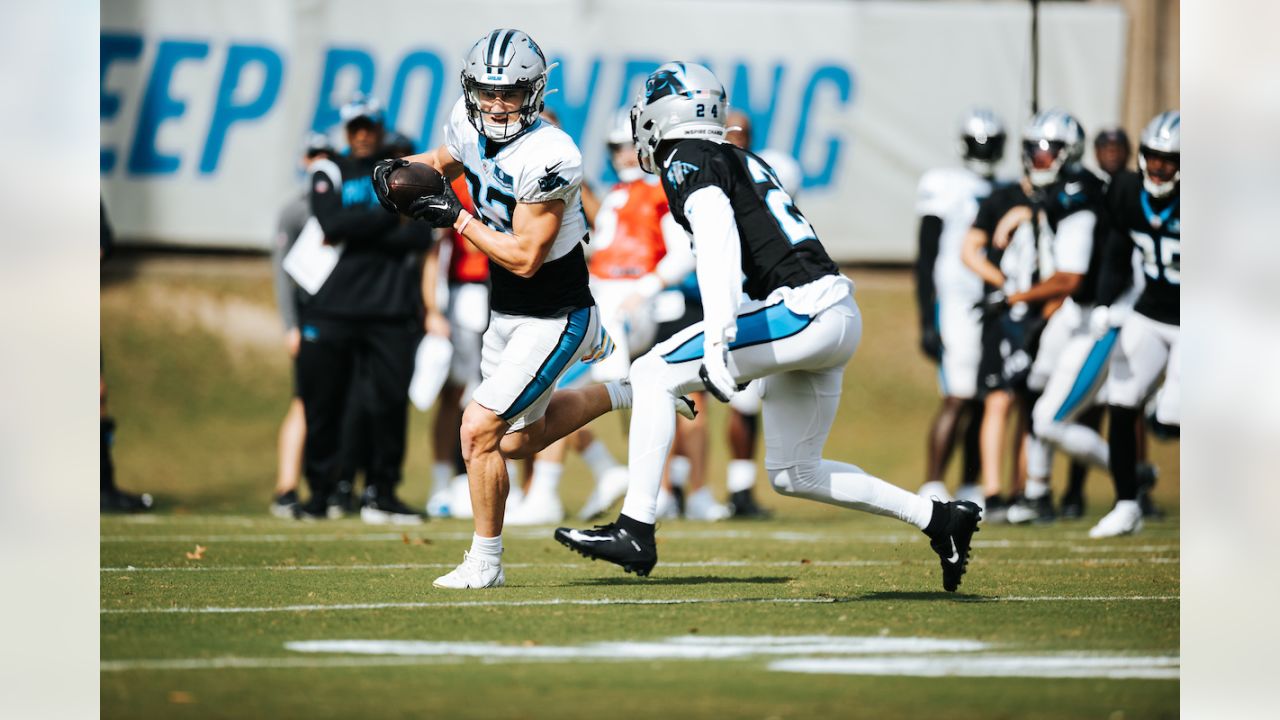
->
<box><xmin>443</xmin><ymin>97</ymin><xmax>593</xmax><ymax>317</ymax></box>
<box><xmin>916</xmin><ymin>167</ymin><xmax>992</xmax><ymax>304</ymax></box>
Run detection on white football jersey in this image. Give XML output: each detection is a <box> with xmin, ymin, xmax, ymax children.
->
<box><xmin>916</xmin><ymin>167</ymin><xmax>992</xmax><ymax>303</ymax></box>
<box><xmin>444</xmin><ymin>97</ymin><xmax>588</xmax><ymax>265</ymax></box>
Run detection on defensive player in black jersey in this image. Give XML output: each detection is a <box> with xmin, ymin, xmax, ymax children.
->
<box><xmin>554</xmin><ymin>62</ymin><xmax>982</xmax><ymax>592</ymax></box>
<box><xmin>1088</xmin><ymin>110</ymin><xmax>1181</xmax><ymax>538</ymax></box>
<box><xmin>962</xmin><ymin>109</ymin><xmax>1099</xmax><ymax>522</ymax></box>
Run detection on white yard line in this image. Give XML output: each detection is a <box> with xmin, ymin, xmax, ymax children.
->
<box><xmin>99</xmin><ymin>557</ymin><xmax>1178</xmax><ymax>573</ymax></box>
<box><xmin>101</xmin><ymin>594</ymin><xmax>1177</xmax><ymax>616</ymax></box>
<box><xmin>101</xmin><ymin>656</ymin><xmax>463</xmax><ymax>671</ymax></box>
<box><xmin>770</xmin><ymin>654</ymin><xmax>1179</xmax><ymax>680</ymax></box>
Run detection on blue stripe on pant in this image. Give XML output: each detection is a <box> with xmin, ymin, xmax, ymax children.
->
<box><xmin>500</xmin><ymin>307</ymin><xmax>592</xmax><ymax>421</ymax></box>
<box><xmin>660</xmin><ymin>302</ymin><xmax>812</xmax><ymax>364</ymax></box>
<box><xmin>1052</xmin><ymin>328</ymin><xmax>1119</xmax><ymax>423</ymax></box>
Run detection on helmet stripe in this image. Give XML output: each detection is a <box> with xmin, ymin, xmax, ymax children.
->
<box><xmin>498</xmin><ymin>29</ymin><xmax>517</xmax><ymax>65</ymax></box>
<box><xmin>485</xmin><ymin>30</ymin><xmax>502</xmax><ymax>66</ymax></box>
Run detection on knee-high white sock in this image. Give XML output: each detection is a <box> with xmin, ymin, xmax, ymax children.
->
<box><xmin>580</xmin><ymin>439</ymin><xmax>619</xmax><ymax>481</ymax></box>
<box><xmin>772</xmin><ymin>460</ymin><xmax>934</xmax><ymax>530</ymax></box>
<box><xmin>1026</xmin><ymin>434</ymin><xmax>1053</xmax><ymax>483</ymax></box>
<box><xmin>668</xmin><ymin>455</ymin><xmax>691</xmax><ymax>489</ymax></box>
<box><xmin>727</xmin><ymin>459</ymin><xmax>757</xmax><ymax>492</ymax></box>
<box><xmin>432</xmin><ymin>462</ymin><xmax>453</xmax><ymax>495</ymax></box>
<box><xmin>619</xmin><ymin>382</ymin><xmax>677</xmax><ymax>524</ymax></box>
<box><xmin>528</xmin><ymin>460</ymin><xmax>563</xmax><ymax>497</ymax></box>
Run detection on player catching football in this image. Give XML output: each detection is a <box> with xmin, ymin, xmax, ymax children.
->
<box><xmin>373</xmin><ymin>29</ymin><xmax>691</xmax><ymax>589</ymax></box>
<box><xmin>554</xmin><ymin>62</ymin><xmax>983</xmax><ymax>592</ymax></box>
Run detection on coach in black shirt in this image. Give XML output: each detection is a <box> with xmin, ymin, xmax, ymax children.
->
<box><xmin>295</xmin><ymin>96</ymin><xmax>431</xmax><ymax>523</ymax></box>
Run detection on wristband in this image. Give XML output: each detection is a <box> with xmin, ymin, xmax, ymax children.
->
<box><xmin>455</xmin><ymin>212</ymin><xmax>472</xmax><ymax>236</ymax></box>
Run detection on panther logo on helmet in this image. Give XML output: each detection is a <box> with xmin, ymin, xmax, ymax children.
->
<box><xmin>629</xmin><ymin>62</ymin><xmax>727</xmax><ymax>175</ymax></box>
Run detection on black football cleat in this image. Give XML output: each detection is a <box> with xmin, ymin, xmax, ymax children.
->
<box><xmin>925</xmin><ymin>500</ymin><xmax>982</xmax><ymax>592</ymax></box>
<box><xmin>554</xmin><ymin>523</ymin><xmax>657</xmax><ymax>577</ymax></box>
<box><xmin>101</xmin><ymin>489</ymin><xmax>153</xmax><ymax>514</ymax></box>
<box><xmin>729</xmin><ymin>489</ymin><xmax>773</xmax><ymax>519</ymax></box>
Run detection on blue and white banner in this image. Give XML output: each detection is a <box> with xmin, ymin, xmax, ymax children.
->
<box><xmin>100</xmin><ymin>0</ymin><xmax>1126</xmax><ymax>261</ymax></box>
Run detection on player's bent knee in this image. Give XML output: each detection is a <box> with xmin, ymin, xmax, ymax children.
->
<box><xmin>629</xmin><ymin>353</ymin><xmax>674</xmax><ymax>393</ymax></box>
<box><xmin>768</xmin><ymin>462</ymin><xmax>821</xmax><ymax>497</ymax></box>
<box><xmin>460</xmin><ymin>406</ymin><xmax>503</xmax><ymax>461</ymax></box>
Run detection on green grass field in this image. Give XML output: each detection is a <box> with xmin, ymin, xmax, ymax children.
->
<box><xmin>101</xmin><ymin>254</ymin><xmax>1179</xmax><ymax>718</ymax></box>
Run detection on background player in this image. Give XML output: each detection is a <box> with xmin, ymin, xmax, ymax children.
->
<box><xmin>1088</xmin><ymin>110</ymin><xmax>1180</xmax><ymax>538</ymax></box>
<box><xmin>913</xmin><ymin>108</ymin><xmax>1006</xmax><ymax>506</ymax></box>
<box><xmin>555</xmin><ymin>62</ymin><xmax>982</xmax><ymax>593</ymax></box>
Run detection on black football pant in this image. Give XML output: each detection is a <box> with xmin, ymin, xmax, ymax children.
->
<box><xmin>296</xmin><ymin>314</ymin><xmax>419</xmax><ymax>502</ymax></box>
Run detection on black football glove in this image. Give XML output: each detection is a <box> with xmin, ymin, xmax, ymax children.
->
<box><xmin>408</xmin><ymin>183</ymin><xmax>464</xmax><ymax>228</ymax></box>
<box><xmin>974</xmin><ymin>290</ymin><xmax>1009</xmax><ymax>323</ymax></box>
<box><xmin>920</xmin><ymin>325</ymin><xmax>943</xmax><ymax>363</ymax></box>
<box><xmin>372</xmin><ymin>158</ymin><xmax>410</xmax><ymax>214</ymax></box>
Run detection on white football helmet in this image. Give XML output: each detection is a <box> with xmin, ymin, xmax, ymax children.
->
<box><xmin>958</xmin><ymin>108</ymin><xmax>1007</xmax><ymax>178</ymax></box>
<box><xmin>1021</xmin><ymin>109</ymin><xmax>1085</xmax><ymax>188</ymax></box>
<box><xmin>630</xmin><ymin>62</ymin><xmax>727</xmax><ymax>173</ymax></box>
<box><xmin>1138</xmin><ymin>110</ymin><xmax>1180</xmax><ymax>198</ymax></box>
<box><xmin>461</xmin><ymin>28</ymin><xmax>551</xmax><ymax>141</ymax></box>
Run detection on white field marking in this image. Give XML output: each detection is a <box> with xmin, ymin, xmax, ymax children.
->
<box><xmin>101</xmin><ymin>597</ymin><xmax>840</xmax><ymax>615</ymax></box>
<box><xmin>99</xmin><ymin>557</ymin><xmax>1178</xmax><ymax>573</ymax></box>
<box><xmin>283</xmin><ymin>636</ymin><xmax>989</xmax><ymax>661</ymax></box>
<box><xmin>101</xmin><ymin>594</ymin><xmax>1178</xmax><ymax>616</ymax></box>
<box><xmin>769</xmin><ymin>654</ymin><xmax>1179</xmax><ymax>680</ymax></box>
<box><xmin>101</xmin><ymin>656</ymin><xmax>463</xmax><ymax>672</ymax></box>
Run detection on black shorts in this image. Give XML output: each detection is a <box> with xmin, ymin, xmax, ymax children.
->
<box><xmin>978</xmin><ymin>310</ymin><xmax>1041</xmax><ymax>395</ymax></box>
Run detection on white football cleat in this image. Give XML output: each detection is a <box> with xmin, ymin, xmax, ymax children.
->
<box><xmin>955</xmin><ymin>484</ymin><xmax>985</xmax><ymax>508</ymax></box>
<box><xmin>425</xmin><ymin>488</ymin><xmax>452</xmax><ymax>519</ymax></box>
<box><xmin>1088</xmin><ymin>500</ymin><xmax>1144</xmax><ymax>538</ymax></box>
<box><xmin>655</xmin><ymin>487</ymin><xmax>680</xmax><ymax>520</ymax></box>
<box><xmin>432</xmin><ymin>552</ymin><xmax>505</xmax><ymax>589</ymax></box>
<box><xmin>684</xmin><ymin>487</ymin><xmax>731</xmax><ymax>522</ymax></box>
<box><xmin>504</xmin><ymin>491</ymin><xmax>565</xmax><ymax>526</ymax></box>
<box><xmin>578</xmin><ymin>466</ymin><xmax>630</xmax><ymax>520</ymax></box>
<box><xmin>917</xmin><ymin>480</ymin><xmax>953</xmax><ymax>502</ymax></box>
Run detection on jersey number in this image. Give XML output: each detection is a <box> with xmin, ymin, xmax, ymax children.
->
<box><xmin>746</xmin><ymin>155</ymin><xmax>816</xmax><ymax>246</ymax></box>
<box><xmin>695</xmin><ymin>104</ymin><xmax>718</xmax><ymax>119</ymax></box>
<box><xmin>1131</xmin><ymin>231</ymin><xmax>1180</xmax><ymax>285</ymax></box>
<box><xmin>461</xmin><ymin>165</ymin><xmax>518</xmax><ymax>232</ymax></box>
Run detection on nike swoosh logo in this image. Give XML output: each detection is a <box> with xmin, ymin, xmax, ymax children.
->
<box><xmin>947</xmin><ymin>538</ymin><xmax>960</xmax><ymax>564</ymax></box>
<box><xmin>545</xmin><ymin>161</ymin><xmax>563</xmax><ymax>174</ymax></box>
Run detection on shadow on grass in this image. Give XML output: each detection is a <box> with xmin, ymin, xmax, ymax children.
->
<box><xmin>854</xmin><ymin>590</ymin><xmax>988</xmax><ymax>602</ymax></box>
<box><xmin>567</xmin><ymin>575</ymin><xmax>793</xmax><ymax>587</ymax></box>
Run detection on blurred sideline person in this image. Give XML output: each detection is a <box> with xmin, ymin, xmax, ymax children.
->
<box><xmin>1088</xmin><ymin>110</ymin><xmax>1180</xmax><ymax>539</ymax></box>
<box><xmin>961</xmin><ymin>109</ymin><xmax>1087</xmax><ymax>521</ymax></box>
<box><xmin>100</xmin><ymin>201</ymin><xmax>153</xmax><ymax>513</ymax></box>
<box><xmin>294</xmin><ymin>95</ymin><xmax>432</xmax><ymax>524</ymax></box>
<box><xmin>912</xmin><ymin>109</ymin><xmax>1005</xmax><ymax>506</ymax></box>
<box><xmin>269</xmin><ymin>133</ymin><xmax>334</xmax><ymax>518</ymax></box>
<box><xmin>376</xmin><ymin>29</ymin><xmax>695</xmax><ymax>588</ymax></box>
<box><xmin>557</xmin><ymin>63</ymin><xmax>982</xmax><ymax>594</ymax></box>
<box><xmin>422</xmin><ymin>174</ymin><xmax>488</xmax><ymax>519</ymax></box>
<box><xmin>1092</xmin><ymin>127</ymin><xmax>1131</xmax><ymax>186</ymax></box>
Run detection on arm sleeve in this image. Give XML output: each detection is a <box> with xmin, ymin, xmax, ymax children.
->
<box><xmin>654</xmin><ymin>212</ymin><xmax>696</xmax><ymax>287</ymax></box>
<box><xmin>915</xmin><ymin>214</ymin><xmax>942</xmax><ymax>327</ymax></box>
<box><xmin>1052</xmin><ymin>210</ymin><xmax>1096</xmax><ymax>275</ymax></box>
<box><xmin>443</xmin><ymin>97</ymin><xmax>467</xmax><ymax>164</ymax></box>
<box><xmin>309</xmin><ymin>171</ymin><xmax>397</xmax><ymax>243</ymax></box>
<box><xmin>685</xmin><ymin>186</ymin><xmax>743</xmax><ymax>346</ymax></box>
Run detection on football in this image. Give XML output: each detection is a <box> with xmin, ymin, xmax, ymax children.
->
<box><xmin>386</xmin><ymin>162</ymin><xmax>446</xmax><ymax>211</ymax></box>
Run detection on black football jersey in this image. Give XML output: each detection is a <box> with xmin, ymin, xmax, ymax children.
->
<box><xmin>659</xmin><ymin>140</ymin><xmax>838</xmax><ymax>301</ymax></box>
<box><xmin>972</xmin><ymin>176</ymin><xmax>1102</xmax><ymax>299</ymax></box>
<box><xmin>1105</xmin><ymin>171</ymin><xmax>1180</xmax><ymax>325</ymax></box>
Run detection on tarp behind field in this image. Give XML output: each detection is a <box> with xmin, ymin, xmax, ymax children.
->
<box><xmin>100</xmin><ymin>0</ymin><xmax>1126</xmax><ymax>261</ymax></box>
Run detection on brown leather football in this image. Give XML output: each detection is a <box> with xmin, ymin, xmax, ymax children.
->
<box><xmin>386</xmin><ymin>162</ymin><xmax>446</xmax><ymax>210</ymax></box>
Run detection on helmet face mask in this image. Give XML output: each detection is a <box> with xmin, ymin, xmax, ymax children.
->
<box><xmin>958</xmin><ymin>108</ymin><xmax>1006</xmax><ymax>177</ymax></box>
<box><xmin>1138</xmin><ymin>110</ymin><xmax>1180</xmax><ymax>198</ymax></box>
<box><xmin>1021</xmin><ymin>109</ymin><xmax>1084</xmax><ymax>188</ymax></box>
<box><xmin>629</xmin><ymin>62</ymin><xmax>727</xmax><ymax>174</ymax></box>
<box><xmin>461</xmin><ymin>29</ymin><xmax>550</xmax><ymax>142</ymax></box>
